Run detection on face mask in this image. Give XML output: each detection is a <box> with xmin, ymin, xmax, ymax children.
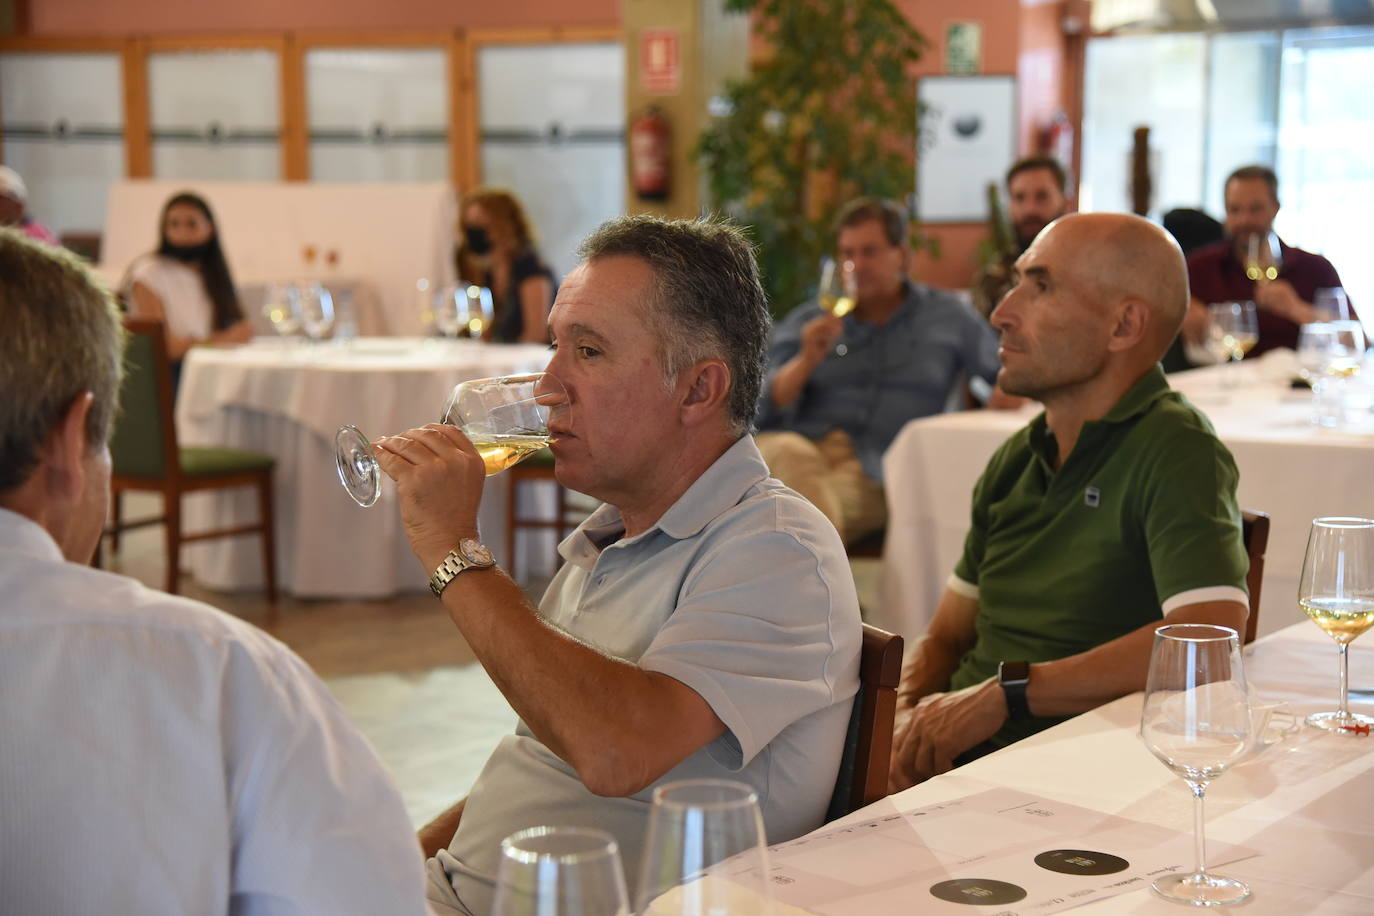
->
<box><xmin>163</xmin><ymin>241</ymin><xmax>212</xmax><ymax>262</ymax></box>
<box><xmin>463</xmin><ymin>225</ymin><xmax>492</xmax><ymax>255</ymax></box>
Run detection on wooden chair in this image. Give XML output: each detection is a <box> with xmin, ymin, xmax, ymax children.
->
<box><xmin>826</xmin><ymin>623</ymin><xmax>904</xmax><ymax>821</ymax></box>
<box><xmin>104</xmin><ymin>318</ymin><xmax>278</xmax><ymax>601</ymax></box>
<box><xmin>1241</xmin><ymin>509</ymin><xmax>1269</xmax><ymax>645</ymax></box>
<box><xmin>504</xmin><ymin>448</ymin><xmax>582</xmax><ymax>582</ymax></box>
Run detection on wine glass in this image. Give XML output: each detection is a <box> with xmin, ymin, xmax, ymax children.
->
<box><xmin>1139</xmin><ymin>624</ymin><xmax>1253</xmax><ymax>907</ymax></box>
<box><xmin>1244</xmin><ymin>231</ymin><xmax>1283</xmax><ymax>283</ymax></box>
<box><xmin>297</xmin><ymin>281</ymin><xmax>335</xmax><ymax>342</ymax></box>
<box><xmin>261</xmin><ymin>283</ymin><xmax>302</xmax><ymax>338</ymax></box>
<box><xmin>1298</xmin><ymin>517</ymin><xmax>1374</xmax><ymax>735</ymax></box>
<box><xmin>817</xmin><ymin>256</ymin><xmax>857</xmax><ymax>318</ymax></box>
<box><xmin>1296</xmin><ymin>323</ymin><xmax>1339</xmax><ymax>384</ymax></box>
<box><xmin>492</xmin><ymin>826</ymin><xmax>630</xmax><ymax>916</ymax></box>
<box><xmin>463</xmin><ymin>284</ymin><xmax>496</xmax><ymax>339</ymax></box>
<box><xmin>433</xmin><ymin>283</ymin><xmax>464</xmax><ymax>339</ymax></box>
<box><xmin>634</xmin><ymin>779</ymin><xmax>775</xmax><ymax>916</ymax></box>
<box><xmin>1206</xmin><ymin>301</ymin><xmax>1258</xmax><ymax>387</ymax></box>
<box><xmin>334</xmin><ymin>372</ymin><xmax>564</xmax><ymax>508</ymax></box>
<box><xmin>1313</xmin><ymin>287</ymin><xmax>1352</xmax><ymax>323</ymax></box>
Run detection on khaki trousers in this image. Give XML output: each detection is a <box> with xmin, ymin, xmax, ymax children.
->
<box><xmin>755</xmin><ymin>429</ymin><xmax>887</xmax><ymax>545</ymax></box>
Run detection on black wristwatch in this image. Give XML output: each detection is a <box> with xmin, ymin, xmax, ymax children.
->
<box><xmin>998</xmin><ymin>660</ymin><xmax>1032</xmax><ymax>721</ymax></box>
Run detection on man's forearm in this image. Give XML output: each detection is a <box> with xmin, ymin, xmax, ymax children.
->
<box><xmin>896</xmin><ymin>632</ymin><xmax>965</xmax><ymax>709</ymax></box>
<box><xmin>433</xmin><ymin>564</ymin><xmax>722</xmax><ymax>797</ymax></box>
<box><xmin>768</xmin><ymin>354</ymin><xmax>821</xmax><ymax>408</ymax></box>
<box><xmin>1026</xmin><ymin>599</ymin><xmax>1247</xmax><ymax>718</ymax></box>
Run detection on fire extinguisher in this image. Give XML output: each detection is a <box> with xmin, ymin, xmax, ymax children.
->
<box><xmin>630</xmin><ymin>106</ymin><xmax>671</xmax><ymax>201</ymax></box>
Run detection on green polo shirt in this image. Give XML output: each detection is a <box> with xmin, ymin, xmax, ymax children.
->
<box><xmin>950</xmin><ymin>365</ymin><xmax>1249</xmax><ymax>748</ymax></box>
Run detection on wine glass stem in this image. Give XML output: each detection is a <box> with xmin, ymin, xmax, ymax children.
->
<box><xmin>1338</xmin><ymin>642</ymin><xmax>1350</xmax><ymax>717</ymax></box>
<box><xmin>1188</xmin><ymin>779</ymin><xmax>1209</xmax><ymax>878</ymax></box>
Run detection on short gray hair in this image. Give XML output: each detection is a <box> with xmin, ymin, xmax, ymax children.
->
<box><xmin>577</xmin><ymin>215</ymin><xmax>770</xmax><ymax>437</ymax></box>
<box><xmin>0</xmin><ymin>229</ymin><xmax>125</xmax><ymax>492</ymax></box>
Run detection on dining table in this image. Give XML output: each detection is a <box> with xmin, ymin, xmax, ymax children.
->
<box><xmin>744</xmin><ymin>620</ymin><xmax>1374</xmax><ymax>914</ymax></box>
<box><xmin>175</xmin><ymin>336</ymin><xmax>552</xmax><ymax>599</ymax></box>
<box><xmin>876</xmin><ymin>356</ymin><xmax>1374</xmax><ymax>644</ymax></box>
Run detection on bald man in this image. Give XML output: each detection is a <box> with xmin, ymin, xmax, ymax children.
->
<box><xmin>890</xmin><ymin>213</ymin><xmax>1250</xmax><ymax>790</ymax></box>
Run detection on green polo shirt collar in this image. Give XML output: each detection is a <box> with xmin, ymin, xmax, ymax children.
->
<box><xmin>1027</xmin><ymin>365</ymin><xmax>1174</xmax><ymax>473</ymax></box>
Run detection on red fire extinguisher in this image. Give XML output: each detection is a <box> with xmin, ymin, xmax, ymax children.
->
<box><xmin>630</xmin><ymin>106</ymin><xmax>671</xmax><ymax>201</ymax></box>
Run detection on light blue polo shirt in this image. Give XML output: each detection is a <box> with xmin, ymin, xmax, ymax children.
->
<box><xmin>427</xmin><ymin>436</ymin><xmax>862</xmax><ymax>914</ymax></box>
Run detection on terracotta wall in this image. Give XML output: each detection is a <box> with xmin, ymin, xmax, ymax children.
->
<box><xmin>24</xmin><ymin>0</ymin><xmax>618</xmax><ymax>34</ymax></box>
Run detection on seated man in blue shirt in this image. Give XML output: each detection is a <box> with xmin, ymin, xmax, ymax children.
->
<box><xmin>755</xmin><ymin>197</ymin><xmax>1003</xmax><ymax>544</ymax></box>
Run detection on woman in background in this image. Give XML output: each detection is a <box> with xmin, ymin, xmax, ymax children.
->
<box><xmin>456</xmin><ymin>188</ymin><xmax>555</xmax><ymax>344</ymax></box>
<box><xmin>123</xmin><ymin>192</ymin><xmax>251</xmax><ymax>367</ymax></box>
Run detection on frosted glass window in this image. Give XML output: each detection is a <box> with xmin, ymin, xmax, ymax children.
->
<box><xmin>1203</xmin><ymin>32</ymin><xmax>1281</xmax><ymax>216</ymax></box>
<box><xmin>477</xmin><ymin>43</ymin><xmax>625</xmax><ymax>278</ymax></box>
<box><xmin>149</xmin><ymin>49</ymin><xmax>280</xmax><ymax>180</ymax></box>
<box><xmin>1081</xmin><ymin>33</ymin><xmax>1206</xmax><ymax>216</ymax></box>
<box><xmin>0</xmin><ymin>52</ymin><xmax>124</xmax><ymax>237</ymax></box>
<box><xmin>306</xmin><ymin>47</ymin><xmax>448</xmax><ymax>182</ymax></box>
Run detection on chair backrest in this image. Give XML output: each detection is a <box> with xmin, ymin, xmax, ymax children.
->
<box><xmin>1241</xmin><ymin>509</ymin><xmax>1269</xmax><ymax>645</ymax></box>
<box><xmin>825</xmin><ymin>623</ymin><xmax>904</xmax><ymax>821</ymax></box>
<box><xmin>110</xmin><ymin>318</ymin><xmax>180</xmax><ymax>480</ymax></box>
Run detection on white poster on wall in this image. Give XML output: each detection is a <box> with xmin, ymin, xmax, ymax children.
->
<box><xmin>916</xmin><ymin>75</ymin><xmax>1017</xmax><ymax>223</ymax></box>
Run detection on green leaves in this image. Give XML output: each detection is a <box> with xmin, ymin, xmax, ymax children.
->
<box><xmin>696</xmin><ymin>0</ymin><xmax>928</xmax><ymax>316</ymax></box>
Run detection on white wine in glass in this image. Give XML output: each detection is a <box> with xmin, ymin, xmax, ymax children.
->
<box><xmin>818</xmin><ymin>257</ymin><xmax>857</xmax><ymax>318</ymax></box>
<box><xmin>1298</xmin><ymin>517</ymin><xmax>1374</xmax><ymax>734</ymax></box>
<box><xmin>1140</xmin><ymin>624</ymin><xmax>1253</xmax><ymax>907</ymax></box>
<box><xmin>334</xmin><ymin>372</ymin><xmax>563</xmax><ymax>508</ymax></box>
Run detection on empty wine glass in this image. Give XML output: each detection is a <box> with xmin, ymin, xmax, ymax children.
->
<box><xmin>492</xmin><ymin>826</ymin><xmax>630</xmax><ymax>916</ymax></box>
<box><xmin>433</xmin><ymin>284</ymin><xmax>464</xmax><ymax>339</ymax></box>
<box><xmin>297</xmin><ymin>282</ymin><xmax>336</xmax><ymax>342</ymax></box>
<box><xmin>261</xmin><ymin>284</ymin><xmax>302</xmax><ymax>338</ymax></box>
<box><xmin>1140</xmin><ymin>624</ymin><xmax>1253</xmax><ymax>907</ymax></box>
<box><xmin>1296</xmin><ymin>323</ymin><xmax>1339</xmax><ymax>383</ymax></box>
<box><xmin>1298</xmin><ymin>517</ymin><xmax>1374</xmax><ymax>735</ymax></box>
<box><xmin>334</xmin><ymin>372</ymin><xmax>563</xmax><ymax>508</ymax></box>
<box><xmin>1313</xmin><ymin>287</ymin><xmax>1352</xmax><ymax>323</ymax></box>
<box><xmin>817</xmin><ymin>256</ymin><xmax>857</xmax><ymax>317</ymax></box>
<box><xmin>635</xmin><ymin>779</ymin><xmax>775</xmax><ymax>916</ymax></box>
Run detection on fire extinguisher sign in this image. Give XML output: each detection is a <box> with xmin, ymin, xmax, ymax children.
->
<box><xmin>639</xmin><ymin>29</ymin><xmax>681</xmax><ymax>95</ymax></box>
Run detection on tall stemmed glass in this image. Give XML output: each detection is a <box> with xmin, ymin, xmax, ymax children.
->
<box><xmin>1140</xmin><ymin>624</ymin><xmax>1253</xmax><ymax>907</ymax></box>
<box><xmin>1207</xmin><ymin>301</ymin><xmax>1258</xmax><ymax>390</ymax></box>
<box><xmin>334</xmin><ymin>372</ymin><xmax>563</xmax><ymax>508</ymax></box>
<box><xmin>296</xmin><ymin>281</ymin><xmax>335</xmax><ymax>342</ymax></box>
<box><xmin>1244</xmin><ymin>231</ymin><xmax>1283</xmax><ymax>284</ymax></box>
<box><xmin>635</xmin><ymin>779</ymin><xmax>775</xmax><ymax>915</ymax></box>
<box><xmin>1298</xmin><ymin>517</ymin><xmax>1374</xmax><ymax>734</ymax></box>
<box><xmin>817</xmin><ymin>256</ymin><xmax>857</xmax><ymax>317</ymax></box>
<box><xmin>492</xmin><ymin>826</ymin><xmax>630</xmax><ymax>916</ymax></box>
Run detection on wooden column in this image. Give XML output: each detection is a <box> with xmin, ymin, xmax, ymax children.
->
<box><xmin>622</xmin><ymin>0</ymin><xmax>747</xmax><ymax>218</ymax></box>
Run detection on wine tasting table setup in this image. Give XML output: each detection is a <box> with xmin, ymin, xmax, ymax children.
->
<box><xmin>748</xmin><ymin>622</ymin><xmax>1374</xmax><ymax>915</ymax></box>
<box><xmin>175</xmin><ymin>337</ymin><xmax>550</xmax><ymax>598</ymax></box>
<box><xmin>876</xmin><ymin>356</ymin><xmax>1374</xmax><ymax>644</ymax></box>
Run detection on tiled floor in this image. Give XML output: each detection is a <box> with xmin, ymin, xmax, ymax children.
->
<box><xmin>103</xmin><ymin>492</ymin><xmax>884</xmax><ymax>827</ymax></box>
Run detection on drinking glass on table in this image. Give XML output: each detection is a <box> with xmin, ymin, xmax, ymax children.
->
<box><xmin>634</xmin><ymin>779</ymin><xmax>775</xmax><ymax>916</ymax></box>
<box><xmin>334</xmin><ymin>372</ymin><xmax>564</xmax><ymax>508</ymax></box>
<box><xmin>460</xmin><ymin>283</ymin><xmax>496</xmax><ymax>339</ymax></box>
<box><xmin>1313</xmin><ymin>287</ymin><xmax>1352</xmax><ymax>323</ymax></box>
<box><xmin>296</xmin><ymin>281</ymin><xmax>335</xmax><ymax>342</ymax></box>
<box><xmin>261</xmin><ymin>283</ymin><xmax>302</xmax><ymax>338</ymax></box>
<box><xmin>1298</xmin><ymin>517</ymin><xmax>1374</xmax><ymax>735</ymax></box>
<box><xmin>492</xmin><ymin>826</ymin><xmax>630</xmax><ymax>916</ymax></box>
<box><xmin>1206</xmin><ymin>301</ymin><xmax>1258</xmax><ymax>386</ymax></box>
<box><xmin>1140</xmin><ymin>624</ymin><xmax>1253</xmax><ymax>907</ymax></box>
<box><xmin>817</xmin><ymin>256</ymin><xmax>857</xmax><ymax>318</ymax></box>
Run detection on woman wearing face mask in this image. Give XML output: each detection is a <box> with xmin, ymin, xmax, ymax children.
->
<box><xmin>122</xmin><ymin>192</ymin><xmax>252</xmax><ymax>369</ymax></box>
<box><xmin>456</xmin><ymin>188</ymin><xmax>555</xmax><ymax>344</ymax></box>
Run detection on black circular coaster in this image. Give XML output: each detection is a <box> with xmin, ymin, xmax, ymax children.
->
<box><xmin>929</xmin><ymin>878</ymin><xmax>1028</xmax><ymax>906</ymax></box>
<box><xmin>1034</xmin><ymin>848</ymin><xmax>1130</xmax><ymax>876</ymax></box>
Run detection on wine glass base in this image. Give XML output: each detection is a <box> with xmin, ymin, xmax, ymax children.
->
<box><xmin>334</xmin><ymin>425</ymin><xmax>381</xmax><ymax>508</ymax></box>
<box><xmin>1152</xmin><ymin>872</ymin><xmax>1251</xmax><ymax>907</ymax></box>
<box><xmin>1305</xmin><ymin>710</ymin><xmax>1374</xmax><ymax>735</ymax></box>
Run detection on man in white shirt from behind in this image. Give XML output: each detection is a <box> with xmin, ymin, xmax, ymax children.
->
<box><xmin>0</xmin><ymin>229</ymin><xmax>429</xmax><ymax>915</ymax></box>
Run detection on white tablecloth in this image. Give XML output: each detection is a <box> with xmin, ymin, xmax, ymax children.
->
<box><xmin>815</xmin><ymin>622</ymin><xmax>1374</xmax><ymax>914</ymax></box>
<box><xmin>878</xmin><ymin>361</ymin><xmax>1374</xmax><ymax>642</ymax></box>
<box><xmin>99</xmin><ymin>179</ymin><xmax>456</xmax><ymax>336</ymax></box>
<box><xmin>174</xmin><ymin>338</ymin><xmax>551</xmax><ymax>598</ymax></box>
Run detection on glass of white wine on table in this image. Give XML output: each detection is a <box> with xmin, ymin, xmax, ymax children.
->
<box><xmin>1206</xmin><ymin>301</ymin><xmax>1258</xmax><ymax>389</ymax></box>
<box><xmin>333</xmin><ymin>372</ymin><xmax>563</xmax><ymax>508</ymax></box>
<box><xmin>1298</xmin><ymin>517</ymin><xmax>1374</xmax><ymax>735</ymax></box>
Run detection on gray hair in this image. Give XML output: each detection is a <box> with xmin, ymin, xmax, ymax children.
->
<box><xmin>577</xmin><ymin>215</ymin><xmax>770</xmax><ymax>437</ymax></box>
<box><xmin>0</xmin><ymin>229</ymin><xmax>125</xmax><ymax>492</ymax></box>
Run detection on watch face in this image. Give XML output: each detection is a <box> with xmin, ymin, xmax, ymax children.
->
<box><xmin>460</xmin><ymin>538</ymin><xmax>494</xmax><ymax>566</ymax></box>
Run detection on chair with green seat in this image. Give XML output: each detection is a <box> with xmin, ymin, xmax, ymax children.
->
<box><xmin>105</xmin><ymin>318</ymin><xmax>278</xmax><ymax>601</ymax></box>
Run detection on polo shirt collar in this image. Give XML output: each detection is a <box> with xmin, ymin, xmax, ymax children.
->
<box><xmin>560</xmin><ymin>435</ymin><xmax>770</xmax><ymax>566</ymax></box>
<box><xmin>1026</xmin><ymin>365</ymin><xmax>1174</xmax><ymax>469</ymax></box>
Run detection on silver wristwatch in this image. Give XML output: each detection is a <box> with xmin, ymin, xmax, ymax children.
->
<box><xmin>428</xmin><ymin>537</ymin><xmax>496</xmax><ymax>597</ymax></box>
